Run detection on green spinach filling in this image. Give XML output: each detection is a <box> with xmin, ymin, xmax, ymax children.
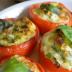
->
<box><xmin>42</xmin><ymin>25</ymin><xmax>72</xmax><ymax>70</ymax></box>
<box><xmin>0</xmin><ymin>18</ymin><xmax>36</xmax><ymax>46</ymax></box>
<box><xmin>34</xmin><ymin>2</ymin><xmax>69</xmax><ymax>23</ymax></box>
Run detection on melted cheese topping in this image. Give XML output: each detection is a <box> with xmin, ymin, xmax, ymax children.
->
<box><xmin>0</xmin><ymin>17</ymin><xmax>36</xmax><ymax>46</ymax></box>
<box><xmin>41</xmin><ymin>29</ymin><xmax>72</xmax><ymax>70</ymax></box>
<box><xmin>34</xmin><ymin>2</ymin><xmax>69</xmax><ymax>24</ymax></box>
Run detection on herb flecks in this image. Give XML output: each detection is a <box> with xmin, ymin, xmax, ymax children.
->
<box><xmin>0</xmin><ymin>20</ymin><xmax>13</xmax><ymax>33</ymax></box>
<box><xmin>40</xmin><ymin>3</ymin><xmax>61</xmax><ymax>15</ymax></box>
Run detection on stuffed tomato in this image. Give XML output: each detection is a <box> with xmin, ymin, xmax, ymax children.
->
<box><xmin>0</xmin><ymin>55</ymin><xmax>45</xmax><ymax>72</ymax></box>
<box><xmin>39</xmin><ymin>25</ymin><xmax>72</xmax><ymax>72</ymax></box>
<box><xmin>0</xmin><ymin>17</ymin><xmax>39</xmax><ymax>59</ymax></box>
<box><xmin>29</xmin><ymin>2</ymin><xmax>72</xmax><ymax>33</ymax></box>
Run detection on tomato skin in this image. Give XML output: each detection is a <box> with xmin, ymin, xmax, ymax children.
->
<box><xmin>0</xmin><ymin>56</ymin><xmax>45</xmax><ymax>72</ymax></box>
<box><xmin>29</xmin><ymin>2</ymin><xmax>72</xmax><ymax>34</ymax></box>
<box><xmin>38</xmin><ymin>41</ymin><xmax>72</xmax><ymax>72</ymax></box>
<box><xmin>0</xmin><ymin>24</ymin><xmax>39</xmax><ymax>59</ymax></box>
<box><xmin>26</xmin><ymin>57</ymin><xmax>45</xmax><ymax>72</ymax></box>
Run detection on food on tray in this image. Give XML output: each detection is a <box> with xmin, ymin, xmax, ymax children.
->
<box><xmin>39</xmin><ymin>25</ymin><xmax>72</xmax><ymax>72</ymax></box>
<box><xmin>0</xmin><ymin>17</ymin><xmax>39</xmax><ymax>59</ymax></box>
<box><xmin>29</xmin><ymin>2</ymin><xmax>72</xmax><ymax>33</ymax></box>
<box><xmin>0</xmin><ymin>55</ymin><xmax>45</xmax><ymax>72</ymax></box>
<box><xmin>0</xmin><ymin>1</ymin><xmax>72</xmax><ymax>72</ymax></box>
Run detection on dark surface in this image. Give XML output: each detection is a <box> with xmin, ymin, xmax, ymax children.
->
<box><xmin>0</xmin><ymin>0</ymin><xmax>25</xmax><ymax>11</ymax></box>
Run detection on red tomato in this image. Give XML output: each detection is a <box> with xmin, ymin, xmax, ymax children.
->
<box><xmin>38</xmin><ymin>41</ymin><xmax>72</xmax><ymax>72</ymax></box>
<box><xmin>0</xmin><ymin>19</ymin><xmax>39</xmax><ymax>59</ymax></box>
<box><xmin>0</xmin><ymin>56</ymin><xmax>45</xmax><ymax>72</ymax></box>
<box><xmin>29</xmin><ymin>2</ymin><xmax>72</xmax><ymax>34</ymax></box>
<box><xmin>27</xmin><ymin>57</ymin><xmax>45</xmax><ymax>72</ymax></box>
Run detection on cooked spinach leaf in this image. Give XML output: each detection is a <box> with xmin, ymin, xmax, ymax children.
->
<box><xmin>40</xmin><ymin>3</ymin><xmax>60</xmax><ymax>14</ymax></box>
<box><xmin>1</xmin><ymin>57</ymin><xmax>30</xmax><ymax>72</ymax></box>
<box><xmin>59</xmin><ymin>25</ymin><xmax>72</xmax><ymax>42</ymax></box>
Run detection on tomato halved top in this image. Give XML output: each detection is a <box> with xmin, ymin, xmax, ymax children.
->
<box><xmin>29</xmin><ymin>2</ymin><xmax>72</xmax><ymax>33</ymax></box>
